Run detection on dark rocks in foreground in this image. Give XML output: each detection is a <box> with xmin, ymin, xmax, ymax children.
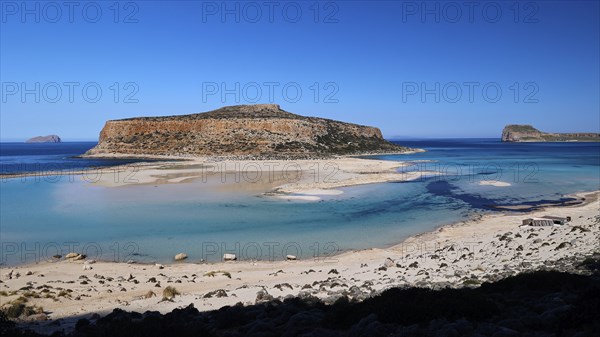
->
<box><xmin>3</xmin><ymin>256</ymin><xmax>600</xmax><ymax>337</ymax></box>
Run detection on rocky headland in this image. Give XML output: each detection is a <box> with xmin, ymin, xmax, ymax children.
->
<box><xmin>84</xmin><ymin>104</ymin><xmax>414</xmax><ymax>159</ymax></box>
<box><xmin>501</xmin><ymin>125</ymin><xmax>600</xmax><ymax>142</ymax></box>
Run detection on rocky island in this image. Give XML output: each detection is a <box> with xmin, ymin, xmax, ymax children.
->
<box><xmin>501</xmin><ymin>125</ymin><xmax>600</xmax><ymax>142</ymax></box>
<box><xmin>25</xmin><ymin>135</ymin><xmax>61</xmax><ymax>143</ymax></box>
<box><xmin>84</xmin><ymin>104</ymin><xmax>413</xmax><ymax>159</ymax></box>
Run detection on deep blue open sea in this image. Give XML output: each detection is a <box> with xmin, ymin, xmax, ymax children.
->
<box><xmin>0</xmin><ymin>142</ymin><xmax>161</xmax><ymax>174</ymax></box>
<box><xmin>1</xmin><ymin>139</ymin><xmax>598</xmax><ymax>265</ymax></box>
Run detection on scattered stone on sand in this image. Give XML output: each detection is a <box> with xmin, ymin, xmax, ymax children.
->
<box><xmin>255</xmin><ymin>289</ymin><xmax>274</xmax><ymax>304</ymax></box>
<box><xmin>223</xmin><ymin>253</ymin><xmax>237</xmax><ymax>261</ymax></box>
<box><xmin>174</xmin><ymin>253</ymin><xmax>188</xmax><ymax>261</ymax></box>
<box><xmin>203</xmin><ymin>289</ymin><xmax>228</xmax><ymax>298</ymax></box>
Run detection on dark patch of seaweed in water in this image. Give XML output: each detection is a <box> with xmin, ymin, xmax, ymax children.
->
<box><xmin>425</xmin><ymin>180</ymin><xmax>578</xmax><ymax>212</ymax></box>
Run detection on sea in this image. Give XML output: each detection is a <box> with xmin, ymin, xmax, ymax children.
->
<box><xmin>1</xmin><ymin>140</ymin><xmax>598</xmax><ymax>265</ymax></box>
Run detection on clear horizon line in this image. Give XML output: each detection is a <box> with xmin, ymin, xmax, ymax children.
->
<box><xmin>0</xmin><ymin>136</ymin><xmax>504</xmax><ymax>143</ymax></box>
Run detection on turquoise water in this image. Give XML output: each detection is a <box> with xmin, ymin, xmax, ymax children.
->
<box><xmin>1</xmin><ymin>139</ymin><xmax>598</xmax><ymax>265</ymax></box>
<box><xmin>374</xmin><ymin>139</ymin><xmax>600</xmax><ymax>205</ymax></box>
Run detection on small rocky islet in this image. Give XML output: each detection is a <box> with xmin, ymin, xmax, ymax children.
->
<box><xmin>25</xmin><ymin>135</ymin><xmax>61</xmax><ymax>143</ymax></box>
<box><xmin>501</xmin><ymin>124</ymin><xmax>600</xmax><ymax>142</ymax></box>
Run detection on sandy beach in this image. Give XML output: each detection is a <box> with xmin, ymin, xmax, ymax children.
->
<box><xmin>60</xmin><ymin>156</ymin><xmax>432</xmax><ymax>200</ymax></box>
<box><xmin>2</xmin><ymin>188</ymin><xmax>598</xmax><ymax>333</ymax></box>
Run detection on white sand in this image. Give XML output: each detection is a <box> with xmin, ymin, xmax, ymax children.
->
<box><xmin>479</xmin><ymin>180</ymin><xmax>512</xmax><ymax>187</ymax></box>
<box><xmin>86</xmin><ymin>157</ymin><xmax>431</xmax><ymax>197</ymax></box>
<box><xmin>274</xmin><ymin>195</ymin><xmax>322</xmax><ymax>201</ymax></box>
<box><xmin>296</xmin><ymin>189</ymin><xmax>344</xmax><ymax>196</ymax></box>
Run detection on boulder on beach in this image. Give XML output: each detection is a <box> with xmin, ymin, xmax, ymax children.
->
<box><xmin>286</xmin><ymin>255</ymin><xmax>297</xmax><ymax>260</ymax></box>
<box><xmin>23</xmin><ymin>313</ymin><xmax>48</xmax><ymax>322</ymax></box>
<box><xmin>255</xmin><ymin>289</ymin><xmax>274</xmax><ymax>304</ymax></box>
<box><xmin>65</xmin><ymin>253</ymin><xmax>86</xmax><ymax>261</ymax></box>
<box><xmin>223</xmin><ymin>253</ymin><xmax>236</xmax><ymax>261</ymax></box>
<box><xmin>174</xmin><ymin>253</ymin><xmax>188</xmax><ymax>261</ymax></box>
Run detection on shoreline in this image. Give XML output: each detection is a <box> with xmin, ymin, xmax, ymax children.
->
<box><xmin>2</xmin><ymin>190</ymin><xmax>598</xmax><ymax>333</ymax></box>
<box><xmin>1</xmin><ymin>190</ymin><xmax>594</xmax><ymax>268</ymax></box>
<box><xmin>391</xmin><ymin>189</ymin><xmax>598</xmax><ymax>245</ymax></box>
<box><xmin>79</xmin><ymin>148</ymin><xmax>425</xmax><ymax>161</ymax></box>
<box><xmin>0</xmin><ymin>150</ymin><xmax>424</xmax><ymax>193</ymax></box>
<box><xmin>2</xmin><ymin>156</ymin><xmax>429</xmax><ymax>199</ymax></box>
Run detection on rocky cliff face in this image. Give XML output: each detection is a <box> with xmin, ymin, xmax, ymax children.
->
<box><xmin>25</xmin><ymin>135</ymin><xmax>61</xmax><ymax>143</ymax></box>
<box><xmin>502</xmin><ymin>125</ymin><xmax>600</xmax><ymax>142</ymax></box>
<box><xmin>85</xmin><ymin>104</ymin><xmax>412</xmax><ymax>158</ymax></box>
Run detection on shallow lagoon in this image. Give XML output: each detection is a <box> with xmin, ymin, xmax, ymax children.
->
<box><xmin>1</xmin><ymin>139</ymin><xmax>598</xmax><ymax>265</ymax></box>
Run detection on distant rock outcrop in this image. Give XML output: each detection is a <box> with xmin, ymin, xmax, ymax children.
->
<box><xmin>501</xmin><ymin>125</ymin><xmax>600</xmax><ymax>142</ymax></box>
<box><xmin>85</xmin><ymin>104</ymin><xmax>415</xmax><ymax>158</ymax></box>
<box><xmin>25</xmin><ymin>135</ymin><xmax>61</xmax><ymax>143</ymax></box>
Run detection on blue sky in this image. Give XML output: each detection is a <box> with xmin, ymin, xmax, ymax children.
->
<box><xmin>1</xmin><ymin>0</ymin><xmax>598</xmax><ymax>141</ymax></box>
